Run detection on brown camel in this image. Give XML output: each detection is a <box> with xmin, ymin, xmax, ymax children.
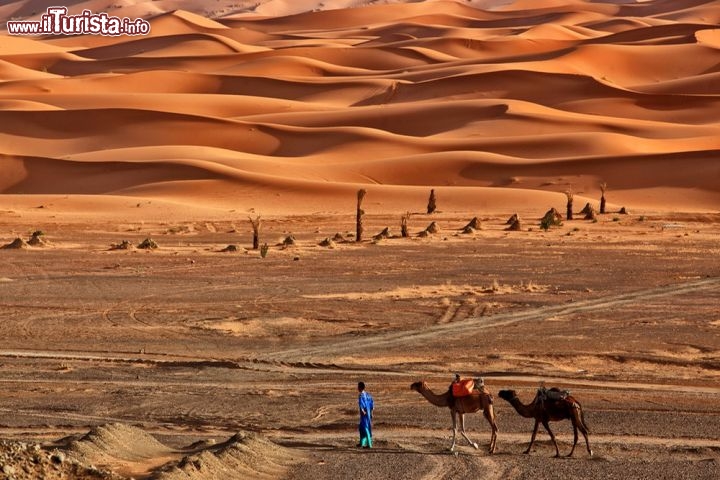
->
<box><xmin>498</xmin><ymin>388</ymin><xmax>592</xmax><ymax>457</ymax></box>
<box><xmin>410</xmin><ymin>381</ymin><xmax>498</xmax><ymax>453</ymax></box>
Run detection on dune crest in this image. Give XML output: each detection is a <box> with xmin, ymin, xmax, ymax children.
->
<box><xmin>155</xmin><ymin>432</ymin><xmax>299</xmax><ymax>480</ymax></box>
<box><xmin>1</xmin><ymin>0</ymin><xmax>719</xmax><ymax>213</ymax></box>
<box><xmin>68</xmin><ymin>423</ymin><xmax>172</xmax><ymax>465</ymax></box>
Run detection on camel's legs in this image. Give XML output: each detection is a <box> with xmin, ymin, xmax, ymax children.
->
<box><xmin>458</xmin><ymin>414</ymin><xmax>479</xmax><ymax>449</ymax></box>
<box><xmin>483</xmin><ymin>406</ymin><xmax>498</xmax><ymax>454</ymax></box>
<box><xmin>582</xmin><ymin>430</ymin><xmax>592</xmax><ymax>456</ymax></box>
<box><xmin>449</xmin><ymin>411</ymin><xmax>457</xmax><ymax>452</ymax></box>
<box><xmin>541</xmin><ymin>420</ymin><xmax>560</xmax><ymax>457</ymax></box>
<box><xmin>524</xmin><ymin>420</ymin><xmax>540</xmax><ymax>454</ymax></box>
<box><xmin>567</xmin><ymin>421</ymin><xmax>578</xmax><ymax>457</ymax></box>
<box><xmin>578</xmin><ymin>414</ymin><xmax>592</xmax><ymax>456</ymax></box>
<box><xmin>570</xmin><ymin>406</ymin><xmax>592</xmax><ymax>456</ymax></box>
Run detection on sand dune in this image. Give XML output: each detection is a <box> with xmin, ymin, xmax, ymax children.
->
<box><xmin>58</xmin><ymin>423</ymin><xmax>299</xmax><ymax>479</ymax></box>
<box><xmin>1</xmin><ymin>0</ymin><xmax>719</xmax><ymax>214</ymax></box>
<box><xmin>68</xmin><ymin>423</ymin><xmax>174</xmax><ymax>469</ymax></box>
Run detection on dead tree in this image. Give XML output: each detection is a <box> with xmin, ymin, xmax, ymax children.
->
<box><xmin>356</xmin><ymin>189</ymin><xmax>367</xmax><ymax>242</ymax></box>
<box><xmin>565</xmin><ymin>190</ymin><xmax>574</xmax><ymax>220</ymax></box>
<box><xmin>401</xmin><ymin>212</ymin><xmax>411</xmax><ymax>238</ymax></box>
<box><xmin>600</xmin><ymin>182</ymin><xmax>607</xmax><ymax>214</ymax></box>
<box><xmin>249</xmin><ymin>215</ymin><xmax>261</xmax><ymax>250</ymax></box>
<box><xmin>427</xmin><ymin>189</ymin><xmax>437</xmax><ymax>214</ymax></box>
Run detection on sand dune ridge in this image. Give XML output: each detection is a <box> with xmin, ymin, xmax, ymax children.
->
<box><xmin>0</xmin><ymin>0</ymin><xmax>719</xmax><ymax>212</ymax></box>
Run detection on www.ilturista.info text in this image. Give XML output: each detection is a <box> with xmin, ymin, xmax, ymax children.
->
<box><xmin>7</xmin><ymin>7</ymin><xmax>151</xmax><ymax>36</ymax></box>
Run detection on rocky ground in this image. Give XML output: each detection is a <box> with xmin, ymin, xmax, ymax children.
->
<box><xmin>0</xmin><ymin>440</ymin><xmax>120</xmax><ymax>480</ymax></box>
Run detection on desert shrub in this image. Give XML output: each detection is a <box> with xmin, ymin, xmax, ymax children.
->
<box><xmin>540</xmin><ymin>208</ymin><xmax>563</xmax><ymax>230</ymax></box>
<box><xmin>137</xmin><ymin>238</ymin><xmax>158</xmax><ymax>249</ymax></box>
<box><xmin>319</xmin><ymin>238</ymin><xmax>335</xmax><ymax>248</ymax></box>
<box><xmin>110</xmin><ymin>240</ymin><xmax>133</xmax><ymax>250</ymax></box>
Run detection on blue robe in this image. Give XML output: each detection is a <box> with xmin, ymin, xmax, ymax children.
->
<box><xmin>358</xmin><ymin>391</ymin><xmax>374</xmax><ymax>447</ymax></box>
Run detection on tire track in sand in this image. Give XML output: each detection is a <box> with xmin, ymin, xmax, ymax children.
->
<box><xmin>256</xmin><ymin>277</ymin><xmax>720</xmax><ymax>363</ymax></box>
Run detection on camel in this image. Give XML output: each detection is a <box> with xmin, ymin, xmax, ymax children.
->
<box><xmin>410</xmin><ymin>381</ymin><xmax>498</xmax><ymax>453</ymax></box>
<box><xmin>498</xmin><ymin>388</ymin><xmax>592</xmax><ymax>457</ymax></box>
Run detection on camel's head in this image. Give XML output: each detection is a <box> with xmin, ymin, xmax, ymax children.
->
<box><xmin>410</xmin><ymin>381</ymin><xmax>425</xmax><ymax>392</ymax></box>
<box><xmin>498</xmin><ymin>389</ymin><xmax>517</xmax><ymax>402</ymax></box>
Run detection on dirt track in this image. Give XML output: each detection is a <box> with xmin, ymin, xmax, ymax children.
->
<box><xmin>0</xmin><ymin>211</ymin><xmax>719</xmax><ymax>478</ymax></box>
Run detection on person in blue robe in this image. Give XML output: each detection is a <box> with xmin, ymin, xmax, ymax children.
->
<box><xmin>357</xmin><ymin>381</ymin><xmax>374</xmax><ymax>448</ymax></box>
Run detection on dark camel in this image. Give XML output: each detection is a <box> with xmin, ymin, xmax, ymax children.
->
<box><xmin>498</xmin><ymin>388</ymin><xmax>592</xmax><ymax>457</ymax></box>
<box><xmin>410</xmin><ymin>381</ymin><xmax>498</xmax><ymax>453</ymax></box>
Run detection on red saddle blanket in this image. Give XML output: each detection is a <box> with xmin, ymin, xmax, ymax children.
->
<box><xmin>451</xmin><ymin>379</ymin><xmax>475</xmax><ymax>397</ymax></box>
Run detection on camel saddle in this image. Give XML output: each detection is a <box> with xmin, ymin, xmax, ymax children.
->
<box><xmin>451</xmin><ymin>377</ymin><xmax>490</xmax><ymax>398</ymax></box>
<box><xmin>535</xmin><ymin>387</ymin><xmax>570</xmax><ymax>404</ymax></box>
<box><xmin>452</xmin><ymin>379</ymin><xmax>475</xmax><ymax>397</ymax></box>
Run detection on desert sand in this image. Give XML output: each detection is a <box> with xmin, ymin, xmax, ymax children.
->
<box><xmin>0</xmin><ymin>0</ymin><xmax>719</xmax><ymax>478</ymax></box>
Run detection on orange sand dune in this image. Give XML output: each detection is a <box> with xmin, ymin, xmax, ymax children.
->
<box><xmin>74</xmin><ymin>34</ymin><xmax>266</xmax><ymax>60</ymax></box>
<box><xmin>1</xmin><ymin>0</ymin><xmax>719</xmax><ymax>214</ymax></box>
<box><xmin>0</xmin><ymin>58</ymin><xmax>57</xmax><ymax>81</ymax></box>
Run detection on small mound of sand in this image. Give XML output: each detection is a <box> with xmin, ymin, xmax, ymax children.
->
<box><xmin>67</xmin><ymin>423</ymin><xmax>173</xmax><ymax>466</ymax></box>
<box><xmin>2</xmin><ymin>238</ymin><xmax>28</xmax><ymax>249</ymax></box>
<box><xmin>418</xmin><ymin>222</ymin><xmax>440</xmax><ymax>237</ymax></box>
<box><xmin>506</xmin><ymin>219</ymin><xmax>522</xmax><ymax>231</ymax></box>
<box><xmin>373</xmin><ymin>227</ymin><xmax>391</xmax><ymax>241</ymax></box>
<box><xmin>27</xmin><ymin>232</ymin><xmax>49</xmax><ymax>246</ymax></box>
<box><xmin>155</xmin><ymin>432</ymin><xmax>299</xmax><ymax>480</ymax></box>
<box><xmin>425</xmin><ymin>222</ymin><xmax>440</xmax><ymax>234</ymax></box>
<box><xmin>464</xmin><ymin>217</ymin><xmax>481</xmax><ymax>230</ymax></box>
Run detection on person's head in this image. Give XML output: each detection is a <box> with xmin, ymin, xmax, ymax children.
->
<box><xmin>358</xmin><ymin>381</ymin><xmax>366</xmax><ymax>392</ymax></box>
<box><xmin>454</xmin><ymin>373</ymin><xmax>461</xmax><ymax>382</ymax></box>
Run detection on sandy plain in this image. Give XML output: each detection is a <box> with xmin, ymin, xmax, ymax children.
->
<box><xmin>0</xmin><ymin>206</ymin><xmax>718</xmax><ymax>479</ymax></box>
<box><xmin>1</xmin><ymin>0</ymin><xmax>720</xmax><ymax>478</ymax></box>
